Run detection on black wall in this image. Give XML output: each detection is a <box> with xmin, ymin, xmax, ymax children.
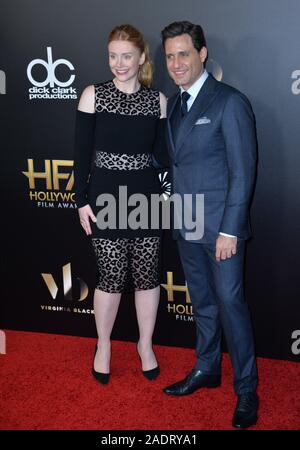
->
<box><xmin>1</xmin><ymin>0</ymin><xmax>300</xmax><ymax>361</ymax></box>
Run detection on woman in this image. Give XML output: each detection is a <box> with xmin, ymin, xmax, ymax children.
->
<box><xmin>74</xmin><ymin>24</ymin><xmax>167</xmax><ymax>384</ymax></box>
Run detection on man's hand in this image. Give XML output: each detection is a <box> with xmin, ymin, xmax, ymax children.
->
<box><xmin>215</xmin><ymin>235</ymin><xmax>237</xmax><ymax>261</ymax></box>
<box><xmin>78</xmin><ymin>204</ymin><xmax>97</xmax><ymax>235</ymax></box>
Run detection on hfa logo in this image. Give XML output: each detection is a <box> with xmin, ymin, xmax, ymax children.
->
<box><xmin>161</xmin><ymin>271</ymin><xmax>194</xmax><ymax>321</ymax></box>
<box><xmin>22</xmin><ymin>158</ymin><xmax>76</xmax><ymax>208</ymax></box>
<box><xmin>27</xmin><ymin>47</ymin><xmax>77</xmax><ymax>100</ymax></box>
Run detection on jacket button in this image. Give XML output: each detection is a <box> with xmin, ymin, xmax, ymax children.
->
<box><xmin>174</xmin><ymin>162</ymin><xmax>178</xmax><ymax>167</ymax></box>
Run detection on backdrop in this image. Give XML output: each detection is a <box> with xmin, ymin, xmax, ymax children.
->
<box><xmin>1</xmin><ymin>0</ymin><xmax>300</xmax><ymax>361</ymax></box>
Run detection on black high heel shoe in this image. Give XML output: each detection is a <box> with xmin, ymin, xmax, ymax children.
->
<box><xmin>91</xmin><ymin>344</ymin><xmax>110</xmax><ymax>385</ymax></box>
<box><xmin>142</xmin><ymin>365</ymin><xmax>160</xmax><ymax>381</ymax></box>
<box><xmin>137</xmin><ymin>344</ymin><xmax>160</xmax><ymax>381</ymax></box>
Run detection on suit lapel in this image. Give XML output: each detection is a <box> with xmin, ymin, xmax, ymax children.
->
<box><xmin>175</xmin><ymin>75</ymin><xmax>221</xmax><ymax>153</ymax></box>
<box><xmin>167</xmin><ymin>92</ymin><xmax>180</xmax><ymax>155</ymax></box>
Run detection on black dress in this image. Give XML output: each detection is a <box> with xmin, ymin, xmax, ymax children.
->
<box><xmin>74</xmin><ymin>80</ymin><xmax>164</xmax><ymax>293</ymax></box>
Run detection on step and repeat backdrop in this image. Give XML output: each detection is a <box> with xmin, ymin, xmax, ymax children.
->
<box><xmin>1</xmin><ymin>0</ymin><xmax>299</xmax><ymax>361</ymax></box>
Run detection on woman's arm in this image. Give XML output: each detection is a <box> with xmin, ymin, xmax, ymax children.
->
<box><xmin>152</xmin><ymin>92</ymin><xmax>169</xmax><ymax>169</ymax></box>
<box><xmin>73</xmin><ymin>85</ymin><xmax>97</xmax><ymax>234</ymax></box>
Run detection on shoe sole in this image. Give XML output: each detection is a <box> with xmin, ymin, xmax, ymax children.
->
<box><xmin>164</xmin><ymin>381</ymin><xmax>221</xmax><ymax>396</ymax></box>
<box><xmin>232</xmin><ymin>414</ymin><xmax>258</xmax><ymax>429</ymax></box>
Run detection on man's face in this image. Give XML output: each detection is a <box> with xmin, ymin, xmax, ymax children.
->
<box><xmin>164</xmin><ymin>34</ymin><xmax>207</xmax><ymax>90</ymax></box>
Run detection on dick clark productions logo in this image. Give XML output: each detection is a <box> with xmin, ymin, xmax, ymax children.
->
<box><xmin>27</xmin><ymin>47</ymin><xmax>77</xmax><ymax>100</ymax></box>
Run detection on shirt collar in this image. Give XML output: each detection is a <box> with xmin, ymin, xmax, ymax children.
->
<box><xmin>180</xmin><ymin>70</ymin><xmax>209</xmax><ymax>99</ymax></box>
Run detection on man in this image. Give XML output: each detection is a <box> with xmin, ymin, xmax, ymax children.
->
<box><xmin>161</xmin><ymin>21</ymin><xmax>258</xmax><ymax>429</ymax></box>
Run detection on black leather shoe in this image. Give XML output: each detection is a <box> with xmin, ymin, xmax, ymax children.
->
<box><xmin>91</xmin><ymin>345</ymin><xmax>110</xmax><ymax>385</ymax></box>
<box><xmin>163</xmin><ymin>369</ymin><xmax>221</xmax><ymax>396</ymax></box>
<box><xmin>232</xmin><ymin>392</ymin><xmax>258</xmax><ymax>429</ymax></box>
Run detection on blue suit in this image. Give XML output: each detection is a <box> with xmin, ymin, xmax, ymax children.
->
<box><xmin>166</xmin><ymin>74</ymin><xmax>258</xmax><ymax>394</ymax></box>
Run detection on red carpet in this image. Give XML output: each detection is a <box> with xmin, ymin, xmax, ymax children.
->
<box><xmin>0</xmin><ymin>330</ymin><xmax>299</xmax><ymax>430</ymax></box>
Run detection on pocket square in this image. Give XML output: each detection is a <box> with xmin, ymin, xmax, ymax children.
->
<box><xmin>195</xmin><ymin>116</ymin><xmax>211</xmax><ymax>125</ymax></box>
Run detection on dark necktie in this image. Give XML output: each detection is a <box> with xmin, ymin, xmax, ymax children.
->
<box><xmin>181</xmin><ymin>91</ymin><xmax>191</xmax><ymax>116</ymax></box>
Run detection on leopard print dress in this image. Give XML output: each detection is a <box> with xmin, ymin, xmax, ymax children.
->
<box><xmin>87</xmin><ymin>80</ymin><xmax>162</xmax><ymax>293</ymax></box>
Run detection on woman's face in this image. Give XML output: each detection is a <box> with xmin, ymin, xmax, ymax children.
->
<box><xmin>108</xmin><ymin>40</ymin><xmax>145</xmax><ymax>84</ymax></box>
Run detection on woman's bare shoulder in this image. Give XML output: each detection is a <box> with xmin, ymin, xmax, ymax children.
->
<box><xmin>77</xmin><ymin>85</ymin><xmax>95</xmax><ymax>113</ymax></box>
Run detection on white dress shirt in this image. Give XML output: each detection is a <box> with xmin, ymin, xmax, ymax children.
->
<box><xmin>181</xmin><ymin>70</ymin><xmax>236</xmax><ymax>239</ymax></box>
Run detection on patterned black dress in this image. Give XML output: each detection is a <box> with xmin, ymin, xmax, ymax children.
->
<box><xmin>74</xmin><ymin>80</ymin><xmax>163</xmax><ymax>293</ymax></box>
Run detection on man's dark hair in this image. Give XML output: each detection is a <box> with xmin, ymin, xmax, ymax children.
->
<box><xmin>161</xmin><ymin>21</ymin><xmax>206</xmax><ymax>51</ymax></box>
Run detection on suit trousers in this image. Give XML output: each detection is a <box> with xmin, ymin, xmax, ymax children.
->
<box><xmin>177</xmin><ymin>236</ymin><xmax>258</xmax><ymax>394</ymax></box>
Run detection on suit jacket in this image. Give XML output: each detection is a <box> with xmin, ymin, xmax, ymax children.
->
<box><xmin>166</xmin><ymin>74</ymin><xmax>257</xmax><ymax>243</ymax></box>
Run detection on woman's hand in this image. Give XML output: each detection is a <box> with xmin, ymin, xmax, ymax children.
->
<box><xmin>78</xmin><ymin>204</ymin><xmax>97</xmax><ymax>235</ymax></box>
